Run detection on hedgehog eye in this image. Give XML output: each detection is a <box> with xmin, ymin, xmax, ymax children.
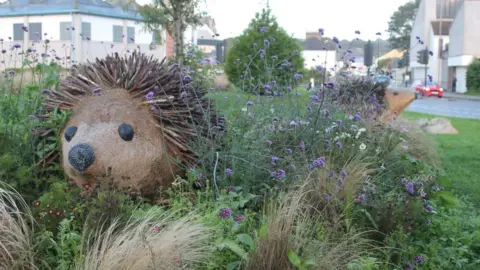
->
<box><xmin>64</xmin><ymin>126</ymin><xmax>77</xmax><ymax>142</ymax></box>
<box><xmin>118</xmin><ymin>123</ymin><xmax>134</xmax><ymax>141</ymax></box>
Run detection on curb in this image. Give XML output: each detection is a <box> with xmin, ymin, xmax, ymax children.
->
<box><xmin>443</xmin><ymin>95</ymin><xmax>480</xmax><ymax>102</ymax></box>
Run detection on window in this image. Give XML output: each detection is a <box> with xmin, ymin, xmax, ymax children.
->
<box><xmin>60</xmin><ymin>22</ymin><xmax>71</xmax><ymax>41</ymax></box>
<box><xmin>28</xmin><ymin>23</ymin><xmax>42</xmax><ymax>40</ymax></box>
<box><xmin>113</xmin><ymin>25</ymin><xmax>123</xmax><ymax>42</ymax></box>
<box><xmin>127</xmin><ymin>26</ymin><xmax>135</xmax><ymax>43</ymax></box>
<box><xmin>82</xmin><ymin>22</ymin><xmax>91</xmax><ymax>40</ymax></box>
<box><xmin>13</xmin><ymin>23</ymin><xmax>24</xmax><ymax>41</ymax></box>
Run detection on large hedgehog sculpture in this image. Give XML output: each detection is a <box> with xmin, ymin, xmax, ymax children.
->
<box><xmin>42</xmin><ymin>52</ymin><xmax>224</xmax><ymax>196</ymax></box>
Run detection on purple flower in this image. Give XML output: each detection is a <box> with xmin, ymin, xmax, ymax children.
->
<box><xmin>425</xmin><ymin>205</ymin><xmax>434</xmax><ymax>212</ymax></box>
<box><xmin>414</xmin><ymin>255</ymin><xmax>423</xmax><ymax>264</ymax></box>
<box><xmin>225</xmin><ymin>168</ymin><xmax>233</xmax><ymax>177</ymax></box>
<box><xmin>420</xmin><ymin>190</ymin><xmax>426</xmax><ymax>198</ymax></box>
<box><xmin>358</xmin><ymin>194</ymin><xmax>366</xmax><ymax>202</ymax></box>
<box><xmin>246</xmin><ymin>101</ymin><xmax>255</xmax><ymax>106</ymax></box>
<box><xmin>335</xmin><ymin>141</ymin><xmax>342</xmax><ymax>149</ymax></box>
<box><xmin>312</xmin><ymin>157</ymin><xmax>326</xmax><ymax>168</ymax></box>
<box><xmin>289</xmin><ymin>120</ymin><xmax>297</xmax><ymax>126</ymax></box>
<box><xmin>353</xmin><ymin>112</ymin><xmax>361</xmax><ymax>121</ymax></box>
<box><xmin>325</xmin><ymin>195</ymin><xmax>331</xmax><ymax>202</ymax></box>
<box><xmin>234</xmin><ymin>215</ymin><xmax>244</xmax><ymax>222</ymax></box>
<box><xmin>12</xmin><ymin>44</ymin><xmax>21</xmax><ymax>49</ymax></box>
<box><xmin>310</xmin><ymin>95</ymin><xmax>319</xmax><ymax>101</ymax></box>
<box><xmin>318</xmin><ymin>28</ymin><xmax>324</xmax><ymax>35</ymax></box>
<box><xmin>332</xmin><ymin>37</ymin><xmax>339</xmax><ymax>44</ymax></box>
<box><xmin>336</xmin><ymin>120</ymin><xmax>343</xmax><ymax>128</ymax></box>
<box><xmin>299</xmin><ymin>141</ymin><xmax>305</xmax><ymax>151</ymax></box>
<box><xmin>276</xmin><ymin>169</ymin><xmax>286</xmax><ymax>180</ymax></box>
<box><xmin>264</xmin><ymin>84</ymin><xmax>271</xmax><ymax>90</ymax></box>
<box><xmin>401</xmin><ymin>177</ymin><xmax>408</xmax><ymax>185</ymax></box>
<box><xmin>316</xmin><ymin>65</ymin><xmax>323</xmax><ymax>71</ymax></box>
<box><xmin>271</xmin><ymin>156</ymin><xmax>279</xmax><ymax>164</ymax></box>
<box><xmin>196</xmin><ymin>173</ymin><xmax>202</xmax><ymax>180</ymax></box>
<box><xmin>145</xmin><ymin>91</ymin><xmax>154</xmax><ymax>101</ymax></box>
<box><xmin>294</xmin><ymin>73</ymin><xmax>303</xmax><ymax>79</ymax></box>
<box><xmin>341</xmin><ymin>169</ymin><xmax>348</xmax><ymax>179</ymax></box>
<box><xmin>218</xmin><ymin>208</ymin><xmax>232</xmax><ymax>219</ymax></box>
<box><xmin>406</xmin><ymin>182</ymin><xmax>415</xmax><ymax>194</ymax></box>
<box><xmin>259</xmin><ymin>26</ymin><xmax>267</xmax><ymax>33</ymax></box>
<box><xmin>92</xmin><ymin>87</ymin><xmax>101</xmax><ymax>94</ymax></box>
<box><xmin>264</xmin><ymin>39</ymin><xmax>270</xmax><ymax>46</ymax></box>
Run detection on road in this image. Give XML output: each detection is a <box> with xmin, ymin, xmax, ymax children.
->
<box><xmin>406</xmin><ymin>97</ymin><xmax>480</xmax><ymax>119</ymax></box>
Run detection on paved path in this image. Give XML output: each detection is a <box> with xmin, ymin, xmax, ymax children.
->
<box><xmin>406</xmin><ymin>97</ymin><xmax>480</xmax><ymax>119</ymax></box>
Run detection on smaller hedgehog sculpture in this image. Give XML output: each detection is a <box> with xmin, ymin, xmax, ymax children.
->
<box><xmin>42</xmin><ymin>52</ymin><xmax>224</xmax><ymax>196</ymax></box>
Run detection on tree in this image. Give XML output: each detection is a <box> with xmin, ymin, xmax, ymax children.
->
<box><xmin>466</xmin><ymin>58</ymin><xmax>480</xmax><ymax>93</ymax></box>
<box><xmin>137</xmin><ymin>0</ymin><xmax>206</xmax><ymax>64</ymax></box>
<box><xmin>387</xmin><ymin>0</ymin><xmax>420</xmax><ymax>49</ymax></box>
<box><xmin>225</xmin><ymin>8</ymin><xmax>304</xmax><ymax>92</ymax></box>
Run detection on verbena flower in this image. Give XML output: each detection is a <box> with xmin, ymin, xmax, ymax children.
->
<box><xmin>311</xmin><ymin>157</ymin><xmax>326</xmax><ymax>168</ymax></box>
<box><xmin>145</xmin><ymin>91</ymin><xmax>154</xmax><ymax>101</ymax></box>
<box><xmin>276</xmin><ymin>169</ymin><xmax>286</xmax><ymax>180</ymax></box>
<box><xmin>234</xmin><ymin>215</ymin><xmax>244</xmax><ymax>222</ymax></box>
<box><xmin>225</xmin><ymin>168</ymin><xmax>233</xmax><ymax>177</ymax></box>
<box><xmin>218</xmin><ymin>208</ymin><xmax>232</xmax><ymax>219</ymax></box>
<box><xmin>299</xmin><ymin>141</ymin><xmax>305</xmax><ymax>151</ymax></box>
<box><xmin>414</xmin><ymin>255</ymin><xmax>423</xmax><ymax>264</ymax></box>
<box><xmin>406</xmin><ymin>182</ymin><xmax>415</xmax><ymax>194</ymax></box>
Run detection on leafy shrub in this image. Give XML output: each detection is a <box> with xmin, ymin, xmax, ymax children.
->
<box><xmin>466</xmin><ymin>58</ymin><xmax>480</xmax><ymax>94</ymax></box>
<box><xmin>225</xmin><ymin>7</ymin><xmax>304</xmax><ymax>92</ymax></box>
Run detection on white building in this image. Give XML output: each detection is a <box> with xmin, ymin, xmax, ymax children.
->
<box><xmin>410</xmin><ymin>0</ymin><xmax>480</xmax><ymax>93</ymax></box>
<box><xmin>0</xmin><ymin>0</ymin><xmax>167</xmax><ymax>70</ymax></box>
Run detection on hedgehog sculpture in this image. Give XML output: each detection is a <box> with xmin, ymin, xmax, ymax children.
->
<box><xmin>42</xmin><ymin>52</ymin><xmax>224</xmax><ymax>195</ymax></box>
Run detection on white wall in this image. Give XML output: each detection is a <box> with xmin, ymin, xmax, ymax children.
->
<box><xmin>455</xmin><ymin>66</ymin><xmax>467</xmax><ymax>93</ymax></box>
<box><xmin>302</xmin><ymin>50</ymin><xmax>336</xmax><ymax>71</ymax></box>
<box><xmin>127</xmin><ymin>20</ymin><xmax>152</xmax><ymax>44</ymax></box>
<box><xmin>0</xmin><ymin>16</ymin><xmax>25</xmax><ymax>40</ymax></box>
<box><xmin>28</xmin><ymin>14</ymin><xmax>73</xmax><ymax>40</ymax></box>
<box><xmin>82</xmin><ymin>15</ymin><xmax>120</xmax><ymax>42</ymax></box>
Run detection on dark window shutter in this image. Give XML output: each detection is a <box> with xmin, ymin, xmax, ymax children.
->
<box><xmin>29</xmin><ymin>23</ymin><xmax>42</xmax><ymax>40</ymax></box>
<box><xmin>113</xmin><ymin>25</ymin><xmax>123</xmax><ymax>42</ymax></box>
<box><xmin>127</xmin><ymin>26</ymin><xmax>135</xmax><ymax>43</ymax></box>
<box><xmin>13</xmin><ymin>23</ymin><xmax>24</xmax><ymax>41</ymax></box>
<box><xmin>82</xmin><ymin>22</ymin><xmax>91</xmax><ymax>40</ymax></box>
<box><xmin>60</xmin><ymin>22</ymin><xmax>71</xmax><ymax>41</ymax></box>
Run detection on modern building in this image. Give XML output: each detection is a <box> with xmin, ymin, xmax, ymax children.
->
<box><xmin>0</xmin><ymin>0</ymin><xmax>166</xmax><ymax>70</ymax></box>
<box><xmin>410</xmin><ymin>0</ymin><xmax>480</xmax><ymax>93</ymax></box>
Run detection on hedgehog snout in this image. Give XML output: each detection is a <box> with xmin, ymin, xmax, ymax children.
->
<box><xmin>68</xmin><ymin>143</ymin><xmax>95</xmax><ymax>172</ymax></box>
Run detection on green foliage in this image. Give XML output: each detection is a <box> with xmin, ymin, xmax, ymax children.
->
<box><xmin>137</xmin><ymin>0</ymin><xmax>207</xmax><ymax>63</ymax></box>
<box><xmin>287</xmin><ymin>249</ymin><xmax>318</xmax><ymax>270</ymax></box>
<box><xmin>466</xmin><ymin>58</ymin><xmax>480</xmax><ymax>94</ymax></box>
<box><xmin>225</xmin><ymin>8</ymin><xmax>304</xmax><ymax>92</ymax></box>
<box><xmin>387</xmin><ymin>0</ymin><xmax>421</xmax><ymax>49</ymax></box>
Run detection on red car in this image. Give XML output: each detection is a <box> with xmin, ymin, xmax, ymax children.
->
<box><xmin>415</xmin><ymin>81</ymin><xmax>444</xmax><ymax>98</ymax></box>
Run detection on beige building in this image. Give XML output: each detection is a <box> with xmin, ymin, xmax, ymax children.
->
<box><xmin>410</xmin><ymin>0</ymin><xmax>480</xmax><ymax>93</ymax></box>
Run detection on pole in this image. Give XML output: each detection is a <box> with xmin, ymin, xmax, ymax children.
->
<box><xmin>405</xmin><ymin>65</ymin><xmax>409</xmax><ymax>87</ymax></box>
<box><xmin>438</xmin><ymin>0</ymin><xmax>444</xmax><ymax>88</ymax></box>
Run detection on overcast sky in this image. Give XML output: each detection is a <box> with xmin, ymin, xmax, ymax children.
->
<box><xmin>136</xmin><ymin>0</ymin><xmax>412</xmax><ymax>41</ymax></box>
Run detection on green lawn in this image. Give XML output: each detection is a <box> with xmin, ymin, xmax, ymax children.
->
<box><xmin>402</xmin><ymin>111</ymin><xmax>480</xmax><ymax>202</ymax></box>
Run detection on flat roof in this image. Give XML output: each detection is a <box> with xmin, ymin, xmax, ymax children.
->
<box><xmin>0</xmin><ymin>0</ymin><xmax>143</xmax><ymax>20</ymax></box>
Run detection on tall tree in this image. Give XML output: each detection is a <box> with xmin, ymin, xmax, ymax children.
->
<box><xmin>137</xmin><ymin>0</ymin><xmax>206</xmax><ymax>64</ymax></box>
<box><xmin>387</xmin><ymin>0</ymin><xmax>420</xmax><ymax>49</ymax></box>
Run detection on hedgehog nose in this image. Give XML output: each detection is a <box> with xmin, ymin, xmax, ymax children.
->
<box><xmin>68</xmin><ymin>143</ymin><xmax>95</xmax><ymax>172</ymax></box>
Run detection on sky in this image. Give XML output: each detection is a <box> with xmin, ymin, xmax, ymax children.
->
<box><xmin>136</xmin><ymin>0</ymin><xmax>412</xmax><ymax>41</ymax></box>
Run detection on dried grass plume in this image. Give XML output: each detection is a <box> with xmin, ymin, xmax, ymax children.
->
<box><xmin>76</xmin><ymin>208</ymin><xmax>215</xmax><ymax>270</ymax></box>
